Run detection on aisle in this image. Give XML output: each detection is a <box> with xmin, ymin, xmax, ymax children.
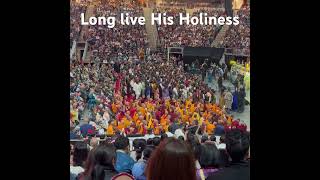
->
<box><xmin>205</xmin><ymin>77</ymin><xmax>250</xmax><ymax>130</ymax></box>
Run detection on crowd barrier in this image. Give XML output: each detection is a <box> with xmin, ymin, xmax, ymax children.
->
<box><xmin>70</xmin><ymin>134</ymin><xmax>222</xmax><ymax>150</ymax></box>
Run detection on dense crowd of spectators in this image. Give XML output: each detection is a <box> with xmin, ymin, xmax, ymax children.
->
<box><xmin>70</xmin><ymin>128</ymin><xmax>249</xmax><ymax>180</ymax></box>
<box><xmin>70</xmin><ymin>1</ymin><xmax>250</xmax><ymax>179</ymax></box>
<box><xmin>156</xmin><ymin>8</ymin><xmax>225</xmax><ymax>48</ymax></box>
<box><xmin>84</xmin><ymin>0</ymin><xmax>148</xmax><ymax>62</ymax></box>
<box><xmin>70</xmin><ymin>0</ymin><xmax>88</xmax><ymax>46</ymax></box>
<box><xmin>158</xmin><ymin>0</ymin><xmax>225</xmax><ymax>8</ymax></box>
<box><xmin>217</xmin><ymin>5</ymin><xmax>250</xmax><ymax>54</ymax></box>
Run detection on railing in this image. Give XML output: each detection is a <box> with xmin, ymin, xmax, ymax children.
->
<box><xmin>70</xmin><ymin>135</ymin><xmax>223</xmax><ymax>151</ymax></box>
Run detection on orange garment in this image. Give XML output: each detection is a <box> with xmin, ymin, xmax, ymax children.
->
<box><xmin>185</xmin><ymin>99</ymin><xmax>191</xmax><ymax>108</ymax></box>
<box><xmin>163</xmin><ymin>124</ymin><xmax>169</xmax><ymax>132</ymax></box>
<box><xmin>139</xmin><ymin>107</ymin><xmax>146</xmax><ymax>116</ymax></box>
<box><xmin>138</xmin><ymin>125</ymin><xmax>145</xmax><ymax>134</ymax></box>
<box><xmin>146</xmin><ymin>102</ymin><xmax>154</xmax><ymax>111</ymax></box>
<box><xmin>154</xmin><ymin>126</ymin><xmax>160</xmax><ymax>135</ymax></box>
<box><xmin>117</xmin><ymin>122</ymin><xmax>125</xmax><ymax>131</ymax></box>
<box><xmin>160</xmin><ymin>115</ymin><xmax>168</xmax><ymax>126</ymax></box>
<box><xmin>123</xmin><ymin>117</ymin><xmax>131</xmax><ymax>128</ymax></box>
<box><xmin>189</xmin><ymin>103</ymin><xmax>196</xmax><ymax>114</ymax></box>
<box><xmin>106</xmin><ymin>125</ymin><xmax>114</xmax><ymax>135</ymax></box>
<box><xmin>111</xmin><ymin>103</ymin><xmax>118</xmax><ymax>113</ymax></box>
<box><xmin>133</xmin><ymin>113</ymin><xmax>139</xmax><ymax>123</ymax></box>
<box><xmin>206</xmin><ymin>123</ymin><xmax>215</xmax><ymax>134</ymax></box>
<box><xmin>227</xmin><ymin>116</ymin><xmax>233</xmax><ymax>125</ymax></box>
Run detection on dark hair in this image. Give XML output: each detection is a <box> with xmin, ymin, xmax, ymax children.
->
<box><xmin>168</xmin><ymin>125</ymin><xmax>173</xmax><ymax>134</ymax></box>
<box><xmin>146</xmin><ymin>138</ymin><xmax>153</xmax><ymax>145</ymax></box>
<box><xmin>199</xmin><ymin>143</ymin><xmax>220</xmax><ymax>168</ymax></box>
<box><xmin>218</xmin><ymin>149</ymin><xmax>231</xmax><ymax>167</ymax></box>
<box><xmin>153</xmin><ymin>137</ymin><xmax>161</xmax><ymax>146</ymax></box>
<box><xmin>133</xmin><ymin>139</ymin><xmax>147</xmax><ymax>161</ymax></box>
<box><xmin>114</xmin><ymin>135</ymin><xmax>129</xmax><ymax>150</ymax></box>
<box><xmin>160</xmin><ymin>133</ymin><xmax>168</xmax><ymax>141</ymax></box>
<box><xmin>210</xmin><ymin>135</ymin><xmax>216</xmax><ymax>142</ymax></box>
<box><xmin>143</xmin><ymin>146</ymin><xmax>155</xmax><ymax>160</ymax></box>
<box><xmin>146</xmin><ymin>138</ymin><xmax>196</xmax><ymax>180</ymax></box>
<box><xmin>81</xmin><ymin>148</ymin><xmax>96</xmax><ymax>178</ymax></box>
<box><xmin>83</xmin><ymin>143</ymin><xmax>116</xmax><ymax>180</ymax></box>
<box><xmin>201</xmin><ymin>135</ymin><xmax>209</xmax><ymax>143</ymax></box>
<box><xmin>178</xmin><ymin>136</ymin><xmax>185</xmax><ymax>141</ymax></box>
<box><xmin>73</xmin><ymin>141</ymin><xmax>89</xmax><ymax>167</ymax></box>
<box><xmin>225</xmin><ymin>129</ymin><xmax>250</xmax><ymax>162</ymax></box>
<box><xmin>220</xmin><ymin>135</ymin><xmax>226</xmax><ymax>143</ymax></box>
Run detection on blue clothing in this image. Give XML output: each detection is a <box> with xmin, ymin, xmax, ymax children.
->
<box><xmin>80</xmin><ymin>124</ymin><xmax>94</xmax><ymax>137</ymax></box>
<box><xmin>70</xmin><ymin>132</ymin><xmax>77</xmax><ymax>139</ymax></box>
<box><xmin>232</xmin><ymin>92</ymin><xmax>239</xmax><ymax>111</ymax></box>
<box><xmin>215</xmin><ymin>125</ymin><xmax>225</xmax><ymax>136</ymax></box>
<box><xmin>132</xmin><ymin>161</ymin><xmax>147</xmax><ymax>180</ymax></box>
<box><xmin>115</xmin><ymin>151</ymin><xmax>135</xmax><ymax>173</ymax></box>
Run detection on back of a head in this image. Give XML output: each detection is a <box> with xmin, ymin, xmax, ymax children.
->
<box><xmin>160</xmin><ymin>133</ymin><xmax>168</xmax><ymax>141</ymax></box>
<box><xmin>90</xmin><ymin>137</ymin><xmax>99</xmax><ymax>148</ymax></box>
<box><xmin>91</xmin><ymin>143</ymin><xmax>117</xmax><ymax>180</ymax></box>
<box><xmin>152</xmin><ymin>137</ymin><xmax>161</xmax><ymax>146</ymax></box>
<box><xmin>178</xmin><ymin>136</ymin><xmax>185</xmax><ymax>141</ymax></box>
<box><xmin>225</xmin><ymin>129</ymin><xmax>250</xmax><ymax>163</ymax></box>
<box><xmin>201</xmin><ymin>135</ymin><xmax>209</xmax><ymax>144</ymax></box>
<box><xmin>73</xmin><ymin>141</ymin><xmax>89</xmax><ymax>167</ymax></box>
<box><xmin>133</xmin><ymin>139</ymin><xmax>147</xmax><ymax>161</ymax></box>
<box><xmin>210</xmin><ymin>135</ymin><xmax>216</xmax><ymax>142</ymax></box>
<box><xmin>146</xmin><ymin>138</ymin><xmax>153</xmax><ymax>145</ymax></box>
<box><xmin>112</xmin><ymin>174</ymin><xmax>135</xmax><ymax>180</ymax></box>
<box><xmin>114</xmin><ymin>135</ymin><xmax>129</xmax><ymax>150</ymax></box>
<box><xmin>146</xmin><ymin>138</ymin><xmax>196</xmax><ymax>180</ymax></box>
<box><xmin>199</xmin><ymin>143</ymin><xmax>220</xmax><ymax>168</ymax></box>
<box><xmin>143</xmin><ymin>146</ymin><xmax>155</xmax><ymax>160</ymax></box>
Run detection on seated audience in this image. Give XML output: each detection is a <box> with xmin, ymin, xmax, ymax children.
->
<box><xmin>196</xmin><ymin>142</ymin><xmax>220</xmax><ymax>179</ymax></box>
<box><xmin>207</xmin><ymin>129</ymin><xmax>250</xmax><ymax>180</ymax></box>
<box><xmin>80</xmin><ymin>143</ymin><xmax>134</xmax><ymax>180</ymax></box>
<box><xmin>70</xmin><ymin>141</ymin><xmax>89</xmax><ymax>180</ymax></box>
<box><xmin>114</xmin><ymin>135</ymin><xmax>135</xmax><ymax>173</ymax></box>
<box><xmin>132</xmin><ymin>146</ymin><xmax>156</xmax><ymax>180</ymax></box>
<box><xmin>146</xmin><ymin>138</ymin><xmax>196</xmax><ymax>180</ymax></box>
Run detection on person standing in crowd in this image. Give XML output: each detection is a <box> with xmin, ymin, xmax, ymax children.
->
<box><xmin>114</xmin><ymin>135</ymin><xmax>135</xmax><ymax>173</ymax></box>
<box><xmin>208</xmin><ymin>66</ymin><xmax>213</xmax><ymax>83</ymax></box>
<box><xmin>232</xmin><ymin>88</ymin><xmax>239</xmax><ymax>111</ymax></box>
<box><xmin>207</xmin><ymin>129</ymin><xmax>250</xmax><ymax>180</ymax></box>
<box><xmin>218</xmin><ymin>76</ymin><xmax>223</xmax><ymax>91</ymax></box>
<box><xmin>131</xmin><ymin>139</ymin><xmax>147</xmax><ymax>161</ymax></box>
<box><xmin>200</xmin><ymin>61</ymin><xmax>207</xmax><ymax>81</ymax></box>
<box><xmin>70</xmin><ymin>141</ymin><xmax>89</xmax><ymax>180</ymax></box>
<box><xmin>196</xmin><ymin>143</ymin><xmax>220</xmax><ymax>180</ymax></box>
<box><xmin>237</xmin><ymin>86</ymin><xmax>246</xmax><ymax>113</ymax></box>
<box><xmin>132</xmin><ymin>146</ymin><xmax>155</xmax><ymax>180</ymax></box>
<box><xmin>146</xmin><ymin>138</ymin><xmax>196</xmax><ymax>180</ymax></box>
<box><xmin>80</xmin><ymin>143</ymin><xmax>134</xmax><ymax>180</ymax></box>
<box><xmin>224</xmin><ymin>89</ymin><xmax>233</xmax><ymax>114</ymax></box>
<box><xmin>80</xmin><ymin>117</ymin><xmax>95</xmax><ymax>138</ymax></box>
<box><xmin>219</xmin><ymin>89</ymin><xmax>225</xmax><ymax>109</ymax></box>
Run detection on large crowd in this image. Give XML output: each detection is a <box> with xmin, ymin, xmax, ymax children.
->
<box><xmin>70</xmin><ymin>52</ymin><xmax>248</xmax><ymax>138</ymax></box>
<box><xmin>156</xmin><ymin>8</ymin><xmax>225</xmax><ymax>48</ymax></box>
<box><xmin>70</xmin><ymin>0</ymin><xmax>250</xmax><ymax>179</ymax></box>
<box><xmin>85</xmin><ymin>0</ymin><xmax>148</xmax><ymax>62</ymax></box>
<box><xmin>70</xmin><ymin>0</ymin><xmax>88</xmax><ymax>46</ymax></box>
<box><xmin>70</xmin><ymin>129</ymin><xmax>249</xmax><ymax>180</ymax></box>
<box><xmin>217</xmin><ymin>5</ymin><xmax>250</xmax><ymax>54</ymax></box>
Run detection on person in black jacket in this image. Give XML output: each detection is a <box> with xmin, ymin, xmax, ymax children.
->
<box><xmin>207</xmin><ymin>129</ymin><xmax>250</xmax><ymax>180</ymax></box>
